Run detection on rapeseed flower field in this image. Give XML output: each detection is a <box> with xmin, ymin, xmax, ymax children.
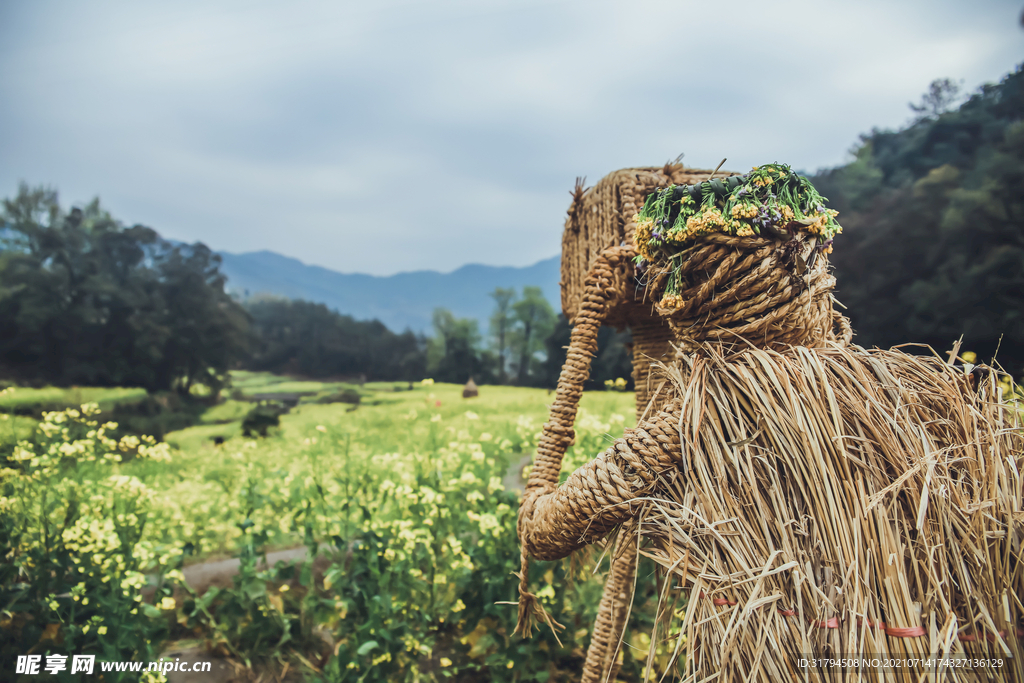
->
<box><xmin>3</xmin><ymin>378</ymin><xmax>642</xmax><ymax>681</ymax></box>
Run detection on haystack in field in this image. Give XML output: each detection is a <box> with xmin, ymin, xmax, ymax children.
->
<box><xmin>516</xmin><ymin>162</ymin><xmax>1024</xmax><ymax>682</ymax></box>
<box><xmin>462</xmin><ymin>377</ymin><xmax>479</xmax><ymax>398</ymax></box>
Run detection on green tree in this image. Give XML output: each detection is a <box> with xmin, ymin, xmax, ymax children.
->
<box><xmin>909</xmin><ymin>78</ymin><xmax>963</xmax><ymax>120</ymax></box>
<box><xmin>815</xmin><ymin>63</ymin><xmax>1024</xmax><ymax>377</ymax></box>
<box><xmin>0</xmin><ymin>184</ymin><xmax>250</xmax><ymax>392</ymax></box>
<box><xmin>0</xmin><ymin>187</ymin><xmax>162</xmax><ymax>385</ymax></box>
<box><xmin>245</xmin><ymin>297</ymin><xmax>426</xmax><ymax>381</ymax></box>
<box><xmin>426</xmin><ymin>308</ymin><xmax>496</xmax><ymax>384</ymax></box>
<box><xmin>152</xmin><ymin>243</ymin><xmax>250</xmax><ymax>395</ymax></box>
<box><xmin>511</xmin><ymin>286</ymin><xmax>555</xmax><ymax>386</ymax></box>
<box><xmin>488</xmin><ymin>287</ymin><xmax>516</xmax><ymax>383</ymax></box>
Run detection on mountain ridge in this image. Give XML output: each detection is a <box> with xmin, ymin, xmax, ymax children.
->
<box><xmin>217</xmin><ymin>249</ymin><xmax>562</xmax><ymax>334</ymax></box>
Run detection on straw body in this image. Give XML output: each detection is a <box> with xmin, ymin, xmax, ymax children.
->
<box><xmin>518</xmin><ymin>163</ymin><xmax>1023</xmax><ymax>683</ymax></box>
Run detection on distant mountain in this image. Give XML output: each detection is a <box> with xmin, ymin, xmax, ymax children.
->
<box><xmin>217</xmin><ymin>250</ymin><xmax>561</xmax><ymax>334</ymax></box>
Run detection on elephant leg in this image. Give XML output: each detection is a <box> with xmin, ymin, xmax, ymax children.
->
<box><xmin>581</xmin><ymin>541</ymin><xmax>637</xmax><ymax>683</ymax></box>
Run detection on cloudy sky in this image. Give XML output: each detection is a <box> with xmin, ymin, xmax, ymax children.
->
<box><xmin>1</xmin><ymin>1</ymin><xmax>1021</xmax><ymax>275</ymax></box>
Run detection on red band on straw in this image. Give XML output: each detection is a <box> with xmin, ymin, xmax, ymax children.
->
<box><xmin>886</xmin><ymin>625</ymin><xmax>926</xmax><ymax>638</ymax></box>
<box><xmin>958</xmin><ymin>632</ymin><xmax>1006</xmax><ymax>642</ymax></box>
<box><xmin>778</xmin><ymin>609</ymin><xmax>796</xmax><ymax>617</ymax></box>
<box><xmin>813</xmin><ymin>617</ymin><xmax>840</xmax><ymax>629</ymax></box>
<box><xmin>958</xmin><ymin>628</ymin><xmax>1023</xmax><ymax>640</ymax></box>
<box><xmin>713</xmin><ymin>598</ymin><xmax>737</xmax><ymax>606</ymax></box>
<box><xmin>857</xmin><ymin>618</ymin><xmax>886</xmax><ymax>630</ymax></box>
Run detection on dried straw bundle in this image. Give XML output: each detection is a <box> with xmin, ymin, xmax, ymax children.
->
<box><xmin>606</xmin><ymin>345</ymin><xmax>1024</xmax><ymax>681</ymax></box>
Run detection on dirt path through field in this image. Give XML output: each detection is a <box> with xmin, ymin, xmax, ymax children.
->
<box><xmin>181</xmin><ymin>547</ymin><xmax>309</xmax><ymax>594</ymax></box>
<box><xmin>502</xmin><ymin>453</ymin><xmax>531</xmax><ymax>495</ymax></box>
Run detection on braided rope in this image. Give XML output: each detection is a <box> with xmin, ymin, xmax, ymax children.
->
<box><xmin>515</xmin><ymin>246</ymin><xmax>634</xmax><ymax>638</ymax></box>
<box><xmin>580</xmin><ymin>542</ymin><xmax>637</xmax><ymax>683</ymax></box>
<box><xmin>521</xmin><ymin>246</ymin><xmax>635</xmax><ymax>500</ymax></box>
<box><xmin>523</xmin><ymin>401</ymin><xmax>683</xmax><ymax>561</ymax></box>
<box><xmin>629</xmin><ymin>314</ymin><xmax>674</xmax><ymax>422</ymax></box>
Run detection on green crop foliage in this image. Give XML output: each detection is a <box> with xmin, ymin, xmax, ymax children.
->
<box><xmin>199</xmin><ymin>400</ymin><xmax>254</xmax><ymax>425</ymax></box>
<box><xmin>0</xmin><ymin>403</ymin><xmax>179</xmax><ymax>682</ymax></box>
<box><xmin>151</xmin><ymin>381</ymin><xmax>641</xmax><ymax>680</ymax></box>
<box><xmin>4</xmin><ymin>379</ymin><xmax>649</xmax><ymax>681</ymax></box>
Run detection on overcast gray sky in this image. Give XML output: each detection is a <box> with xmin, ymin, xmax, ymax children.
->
<box><xmin>1</xmin><ymin>1</ymin><xmax>1021</xmax><ymax>275</ymax></box>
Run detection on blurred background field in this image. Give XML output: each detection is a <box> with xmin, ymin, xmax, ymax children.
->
<box><xmin>0</xmin><ymin>385</ymin><xmax>148</xmax><ymax>413</ymax></box>
<box><xmin>136</xmin><ymin>376</ymin><xmax>635</xmax><ymax>559</ymax></box>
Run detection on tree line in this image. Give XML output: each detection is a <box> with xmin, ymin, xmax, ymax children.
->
<box><xmin>0</xmin><ymin>187</ymin><xmax>632</xmax><ymax>392</ymax></box>
<box><xmin>235</xmin><ymin>288</ymin><xmax>632</xmax><ymax>389</ymax></box>
<box><xmin>812</xmin><ymin>63</ymin><xmax>1023</xmax><ymax>377</ymax></box>
<box><xmin>0</xmin><ymin>188</ymin><xmax>247</xmax><ymax>394</ymax></box>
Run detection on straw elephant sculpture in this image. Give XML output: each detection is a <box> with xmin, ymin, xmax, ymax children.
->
<box><xmin>515</xmin><ymin>160</ymin><xmax>1024</xmax><ymax>682</ymax></box>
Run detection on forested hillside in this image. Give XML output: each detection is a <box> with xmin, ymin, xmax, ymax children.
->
<box><xmin>245</xmin><ymin>298</ymin><xmax>426</xmax><ymax>381</ymax></box>
<box><xmin>814</xmin><ymin>65</ymin><xmax>1024</xmax><ymax>376</ymax></box>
